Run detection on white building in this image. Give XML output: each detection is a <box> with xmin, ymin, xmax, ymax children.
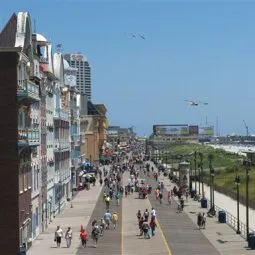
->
<box><xmin>53</xmin><ymin>52</ymin><xmax>72</xmax><ymax>214</ymax></box>
<box><xmin>30</xmin><ymin>101</ymin><xmax>41</xmax><ymax>240</ymax></box>
<box><xmin>35</xmin><ymin>33</ymin><xmax>56</xmax><ymax>223</ymax></box>
<box><xmin>64</xmin><ymin>53</ymin><xmax>92</xmax><ymax>100</ymax></box>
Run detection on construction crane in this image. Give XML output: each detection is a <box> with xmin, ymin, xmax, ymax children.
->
<box><xmin>243</xmin><ymin>120</ymin><xmax>249</xmax><ymax>136</ymax></box>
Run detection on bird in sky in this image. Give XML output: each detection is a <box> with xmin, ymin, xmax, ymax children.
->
<box><xmin>129</xmin><ymin>33</ymin><xmax>146</xmax><ymax>40</ymax></box>
<box><xmin>184</xmin><ymin>100</ymin><xmax>208</xmax><ymax>106</ymax></box>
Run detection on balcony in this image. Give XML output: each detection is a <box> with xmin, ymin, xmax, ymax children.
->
<box><xmin>18</xmin><ymin>128</ymin><xmax>40</xmax><ymax>146</ymax></box>
<box><xmin>54</xmin><ymin>139</ymin><xmax>70</xmax><ymax>152</ymax></box>
<box><xmin>17</xmin><ymin>79</ymin><xmax>40</xmax><ymax>102</ymax></box>
<box><xmin>71</xmin><ymin>135</ymin><xmax>81</xmax><ymax>147</ymax></box>
<box><xmin>54</xmin><ymin>108</ymin><xmax>69</xmax><ymax>121</ymax></box>
<box><xmin>71</xmin><ymin>158</ymin><xmax>81</xmax><ymax>168</ymax></box>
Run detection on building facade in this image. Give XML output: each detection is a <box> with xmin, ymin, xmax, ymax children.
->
<box><xmin>53</xmin><ymin>52</ymin><xmax>71</xmax><ymax>214</ymax></box>
<box><xmin>64</xmin><ymin>53</ymin><xmax>92</xmax><ymax>99</ymax></box>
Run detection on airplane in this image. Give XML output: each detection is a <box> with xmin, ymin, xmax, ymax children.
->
<box><xmin>184</xmin><ymin>100</ymin><xmax>208</xmax><ymax>106</ymax></box>
<box><xmin>139</xmin><ymin>34</ymin><xmax>146</xmax><ymax>40</ymax></box>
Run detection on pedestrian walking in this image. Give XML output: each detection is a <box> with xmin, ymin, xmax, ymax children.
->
<box><xmin>197</xmin><ymin>212</ymin><xmax>203</xmax><ymax>229</ymax></box>
<box><xmin>202</xmin><ymin>212</ymin><xmax>206</xmax><ymax>229</ymax></box>
<box><xmin>150</xmin><ymin>217</ymin><xmax>157</xmax><ymax>236</ymax></box>
<box><xmin>137</xmin><ymin>210</ymin><xmax>141</xmax><ymax>222</ymax></box>
<box><xmin>112</xmin><ymin>211</ymin><xmax>118</xmax><ymax>229</ymax></box>
<box><xmin>104</xmin><ymin>209</ymin><xmax>112</xmax><ymax>229</ymax></box>
<box><xmin>80</xmin><ymin>228</ymin><xmax>88</xmax><ymax>248</ymax></box>
<box><xmin>91</xmin><ymin>223</ymin><xmax>100</xmax><ymax>248</ymax></box>
<box><xmin>115</xmin><ymin>191</ymin><xmax>121</xmax><ymax>205</ymax></box>
<box><xmin>159</xmin><ymin>191</ymin><xmax>163</xmax><ymax>204</ymax></box>
<box><xmin>54</xmin><ymin>226</ymin><xmax>63</xmax><ymax>248</ymax></box>
<box><xmin>99</xmin><ymin>218</ymin><xmax>105</xmax><ymax>236</ymax></box>
<box><xmin>65</xmin><ymin>227</ymin><xmax>73</xmax><ymax>248</ymax></box>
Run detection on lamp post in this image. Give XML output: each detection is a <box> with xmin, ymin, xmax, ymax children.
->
<box><xmin>208</xmin><ymin>153</ymin><xmax>215</xmax><ymax>211</ymax></box>
<box><xmin>194</xmin><ymin>151</ymin><xmax>197</xmax><ymax>193</ymax></box>
<box><xmin>189</xmin><ymin>159</ymin><xmax>193</xmax><ymax>192</ymax></box>
<box><xmin>211</xmin><ymin>167</ymin><xmax>215</xmax><ymax>211</ymax></box>
<box><xmin>198</xmin><ymin>152</ymin><xmax>205</xmax><ymax>198</ymax></box>
<box><xmin>235</xmin><ymin>175</ymin><xmax>241</xmax><ymax>234</ymax></box>
<box><xmin>243</xmin><ymin>158</ymin><xmax>251</xmax><ymax>241</ymax></box>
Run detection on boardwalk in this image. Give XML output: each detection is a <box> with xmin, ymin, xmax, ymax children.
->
<box><xmin>27</xmin><ymin>163</ymin><xmax>253</xmax><ymax>255</ymax></box>
<box><xmin>122</xmin><ymin>172</ymin><xmax>170</xmax><ymax>255</ymax></box>
<box><xmin>141</xmin><ymin>171</ymin><xmax>220</xmax><ymax>255</ymax></box>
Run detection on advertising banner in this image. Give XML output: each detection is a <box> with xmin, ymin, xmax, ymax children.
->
<box><xmin>153</xmin><ymin>125</ymin><xmax>189</xmax><ymax>136</ymax></box>
<box><xmin>199</xmin><ymin>126</ymin><xmax>214</xmax><ymax>136</ymax></box>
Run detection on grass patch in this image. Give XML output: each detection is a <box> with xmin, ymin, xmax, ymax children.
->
<box><xmin>160</xmin><ymin>144</ymin><xmax>255</xmax><ymax>200</ymax></box>
<box><xmin>161</xmin><ymin>144</ymin><xmax>242</xmax><ymax>170</ymax></box>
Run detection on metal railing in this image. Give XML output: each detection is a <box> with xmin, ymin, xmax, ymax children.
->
<box><xmin>18</xmin><ymin>128</ymin><xmax>40</xmax><ymax>145</ymax></box>
<box><xmin>17</xmin><ymin>79</ymin><xmax>40</xmax><ymax>101</ymax></box>
<box><xmin>54</xmin><ymin>108</ymin><xmax>69</xmax><ymax>121</ymax></box>
<box><xmin>207</xmin><ymin>199</ymin><xmax>254</xmax><ymax>240</ymax></box>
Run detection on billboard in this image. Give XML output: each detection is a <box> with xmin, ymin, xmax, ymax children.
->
<box><xmin>189</xmin><ymin>125</ymin><xmax>199</xmax><ymax>135</ymax></box>
<box><xmin>153</xmin><ymin>125</ymin><xmax>189</xmax><ymax>136</ymax></box>
<box><xmin>199</xmin><ymin>126</ymin><xmax>214</xmax><ymax>136</ymax></box>
<box><xmin>70</xmin><ymin>54</ymin><xmax>85</xmax><ymax>62</ymax></box>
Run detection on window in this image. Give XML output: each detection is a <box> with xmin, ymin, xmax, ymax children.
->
<box><xmin>33</xmin><ymin>166</ymin><xmax>35</xmax><ymax>192</ymax></box>
<box><xmin>36</xmin><ymin>166</ymin><xmax>39</xmax><ymax>190</ymax></box>
<box><xmin>19</xmin><ymin>167</ymin><xmax>23</xmax><ymax>192</ymax></box>
<box><xmin>23</xmin><ymin>167</ymin><xmax>26</xmax><ymax>190</ymax></box>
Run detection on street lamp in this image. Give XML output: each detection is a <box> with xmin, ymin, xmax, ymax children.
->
<box><xmin>198</xmin><ymin>152</ymin><xmax>205</xmax><ymax>198</ymax></box>
<box><xmin>194</xmin><ymin>151</ymin><xmax>197</xmax><ymax>193</ymax></box>
<box><xmin>234</xmin><ymin>175</ymin><xmax>241</xmax><ymax>234</ymax></box>
<box><xmin>243</xmin><ymin>158</ymin><xmax>251</xmax><ymax>241</ymax></box>
<box><xmin>208</xmin><ymin>153</ymin><xmax>215</xmax><ymax>213</ymax></box>
<box><xmin>211</xmin><ymin>167</ymin><xmax>215</xmax><ymax>211</ymax></box>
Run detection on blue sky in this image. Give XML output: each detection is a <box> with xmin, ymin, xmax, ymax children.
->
<box><xmin>1</xmin><ymin>1</ymin><xmax>255</xmax><ymax>136</ymax></box>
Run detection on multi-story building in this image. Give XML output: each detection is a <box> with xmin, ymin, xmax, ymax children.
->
<box><xmin>64</xmin><ymin>59</ymin><xmax>83</xmax><ymax>190</ymax></box>
<box><xmin>29</xmin><ymin>34</ymin><xmax>44</xmax><ymax>240</ymax></box>
<box><xmin>0</xmin><ymin>12</ymin><xmax>41</xmax><ymax>249</ymax></box>
<box><xmin>64</xmin><ymin>53</ymin><xmax>92</xmax><ymax>99</ymax></box>
<box><xmin>35</xmin><ymin>33</ymin><xmax>57</xmax><ymax>223</ymax></box>
<box><xmin>53</xmin><ymin>52</ymin><xmax>71</xmax><ymax>214</ymax></box>
<box><xmin>80</xmin><ymin>101</ymin><xmax>108</xmax><ymax>163</ymax></box>
<box><xmin>32</xmin><ymin>34</ymin><xmax>47</xmax><ymax>232</ymax></box>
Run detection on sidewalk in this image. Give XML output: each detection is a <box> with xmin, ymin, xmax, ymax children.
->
<box><xmin>27</xmin><ymin>166</ymin><xmax>109</xmax><ymax>255</ymax></box>
<box><xmin>122</xmin><ymin>172</ymin><xmax>170</xmax><ymax>255</ymax></box>
<box><xmin>149</xmin><ymin>162</ymin><xmax>253</xmax><ymax>255</ymax></box>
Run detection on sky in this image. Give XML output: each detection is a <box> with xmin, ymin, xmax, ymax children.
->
<box><xmin>1</xmin><ymin>0</ymin><xmax>255</xmax><ymax>136</ymax></box>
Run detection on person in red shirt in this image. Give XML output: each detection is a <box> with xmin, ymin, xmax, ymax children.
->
<box><xmin>80</xmin><ymin>229</ymin><xmax>88</xmax><ymax>248</ymax></box>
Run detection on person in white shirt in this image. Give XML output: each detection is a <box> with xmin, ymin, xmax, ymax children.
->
<box><xmin>54</xmin><ymin>226</ymin><xmax>63</xmax><ymax>248</ymax></box>
<box><xmin>65</xmin><ymin>227</ymin><xmax>73</xmax><ymax>248</ymax></box>
<box><xmin>151</xmin><ymin>208</ymin><xmax>156</xmax><ymax>219</ymax></box>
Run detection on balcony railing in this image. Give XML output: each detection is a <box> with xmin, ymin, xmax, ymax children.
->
<box><xmin>54</xmin><ymin>108</ymin><xmax>69</xmax><ymax>121</ymax></box>
<box><xmin>71</xmin><ymin>134</ymin><xmax>81</xmax><ymax>147</ymax></box>
<box><xmin>71</xmin><ymin>158</ymin><xmax>81</xmax><ymax>168</ymax></box>
<box><xmin>17</xmin><ymin>79</ymin><xmax>40</xmax><ymax>102</ymax></box>
<box><xmin>18</xmin><ymin>128</ymin><xmax>40</xmax><ymax>146</ymax></box>
<box><xmin>54</xmin><ymin>139</ymin><xmax>70</xmax><ymax>151</ymax></box>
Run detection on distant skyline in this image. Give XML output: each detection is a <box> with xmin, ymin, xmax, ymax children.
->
<box><xmin>1</xmin><ymin>1</ymin><xmax>255</xmax><ymax>136</ymax></box>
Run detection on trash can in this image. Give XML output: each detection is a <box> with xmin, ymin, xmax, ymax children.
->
<box><xmin>201</xmin><ymin>198</ymin><xmax>208</xmax><ymax>208</ymax></box>
<box><xmin>190</xmin><ymin>189</ymin><xmax>196</xmax><ymax>198</ymax></box>
<box><xmin>218</xmin><ymin>210</ymin><xmax>226</xmax><ymax>223</ymax></box>
<box><xmin>248</xmin><ymin>232</ymin><xmax>255</xmax><ymax>249</ymax></box>
<box><xmin>20</xmin><ymin>246</ymin><xmax>26</xmax><ymax>255</ymax></box>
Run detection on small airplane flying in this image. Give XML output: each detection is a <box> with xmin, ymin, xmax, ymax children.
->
<box><xmin>184</xmin><ymin>100</ymin><xmax>208</xmax><ymax>106</ymax></box>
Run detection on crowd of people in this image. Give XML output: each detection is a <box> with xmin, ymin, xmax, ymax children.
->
<box><xmin>52</xmin><ymin>145</ymin><xmax>208</xmax><ymax>250</ymax></box>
